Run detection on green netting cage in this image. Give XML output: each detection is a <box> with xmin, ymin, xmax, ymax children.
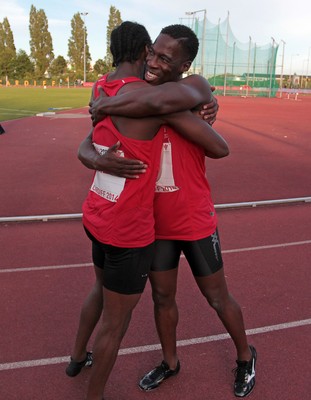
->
<box><xmin>183</xmin><ymin>13</ymin><xmax>279</xmax><ymax>97</ymax></box>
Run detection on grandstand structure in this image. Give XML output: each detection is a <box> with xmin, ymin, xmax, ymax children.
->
<box><xmin>182</xmin><ymin>11</ymin><xmax>279</xmax><ymax>97</ymax></box>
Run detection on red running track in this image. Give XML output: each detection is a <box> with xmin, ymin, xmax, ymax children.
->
<box><xmin>0</xmin><ymin>97</ymin><xmax>310</xmax><ymax>399</ymax></box>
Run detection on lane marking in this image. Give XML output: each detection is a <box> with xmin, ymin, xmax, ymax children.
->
<box><xmin>0</xmin><ymin>263</ymin><xmax>92</xmax><ymax>273</ymax></box>
<box><xmin>0</xmin><ymin>318</ymin><xmax>310</xmax><ymax>371</ymax></box>
<box><xmin>223</xmin><ymin>240</ymin><xmax>311</xmax><ymax>253</ymax></box>
<box><xmin>1</xmin><ymin>240</ymin><xmax>310</xmax><ymax>273</ymax></box>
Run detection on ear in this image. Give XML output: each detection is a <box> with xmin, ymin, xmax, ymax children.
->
<box><xmin>182</xmin><ymin>61</ymin><xmax>191</xmax><ymax>72</ymax></box>
<box><xmin>144</xmin><ymin>44</ymin><xmax>151</xmax><ymax>55</ymax></box>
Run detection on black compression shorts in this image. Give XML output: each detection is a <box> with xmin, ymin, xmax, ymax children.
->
<box><xmin>84</xmin><ymin>228</ymin><xmax>155</xmax><ymax>295</ymax></box>
<box><xmin>152</xmin><ymin>229</ymin><xmax>223</xmax><ymax>277</ymax></box>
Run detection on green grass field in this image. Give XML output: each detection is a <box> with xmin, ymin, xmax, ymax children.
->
<box><xmin>0</xmin><ymin>86</ymin><xmax>92</xmax><ymax>122</ymax></box>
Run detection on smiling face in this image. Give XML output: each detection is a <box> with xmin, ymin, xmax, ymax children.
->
<box><xmin>144</xmin><ymin>34</ymin><xmax>192</xmax><ymax>86</ymax></box>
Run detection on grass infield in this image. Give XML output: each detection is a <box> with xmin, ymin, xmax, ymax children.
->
<box><xmin>0</xmin><ymin>86</ymin><xmax>92</xmax><ymax>122</ymax></box>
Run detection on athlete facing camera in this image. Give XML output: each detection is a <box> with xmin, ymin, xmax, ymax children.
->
<box><xmin>78</xmin><ymin>24</ymin><xmax>256</xmax><ymax>399</ymax></box>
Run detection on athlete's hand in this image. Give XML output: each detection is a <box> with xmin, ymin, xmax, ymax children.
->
<box><xmin>199</xmin><ymin>86</ymin><xmax>219</xmax><ymax>125</ymax></box>
<box><xmin>95</xmin><ymin>141</ymin><xmax>148</xmax><ymax>179</ymax></box>
<box><xmin>89</xmin><ymin>86</ymin><xmax>108</xmax><ymax>127</ymax></box>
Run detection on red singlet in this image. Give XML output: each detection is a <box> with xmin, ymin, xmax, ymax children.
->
<box><xmin>82</xmin><ymin>75</ymin><xmax>164</xmax><ymax>247</ymax></box>
<box><xmin>154</xmin><ymin>126</ymin><xmax>217</xmax><ymax>240</ymax></box>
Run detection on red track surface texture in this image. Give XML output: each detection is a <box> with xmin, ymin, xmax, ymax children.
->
<box><xmin>0</xmin><ymin>97</ymin><xmax>310</xmax><ymax>400</ymax></box>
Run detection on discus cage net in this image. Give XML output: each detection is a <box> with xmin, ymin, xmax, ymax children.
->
<box><xmin>182</xmin><ymin>12</ymin><xmax>279</xmax><ymax>97</ymax></box>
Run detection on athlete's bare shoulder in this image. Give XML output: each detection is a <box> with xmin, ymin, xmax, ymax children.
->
<box><xmin>178</xmin><ymin>74</ymin><xmax>212</xmax><ymax>104</ymax></box>
<box><xmin>118</xmin><ymin>80</ymin><xmax>148</xmax><ymax>95</ymax></box>
<box><xmin>180</xmin><ymin>74</ymin><xmax>211</xmax><ymax>90</ymax></box>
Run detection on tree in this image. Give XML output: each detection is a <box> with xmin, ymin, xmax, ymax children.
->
<box><xmin>104</xmin><ymin>6</ymin><xmax>122</xmax><ymax>69</ymax></box>
<box><xmin>68</xmin><ymin>13</ymin><xmax>91</xmax><ymax>79</ymax></box>
<box><xmin>29</xmin><ymin>5</ymin><xmax>54</xmax><ymax>79</ymax></box>
<box><xmin>50</xmin><ymin>55</ymin><xmax>68</xmax><ymax>77</ymax></box>
<box><xmin>11</xmin><ymin>50</ymin><xmax>34</xmax><ymax>80</ymax></box>
<box><xmin>93</xmin><ymin>59</ymin><xmax>109</xmax><ymax>77</ymax></box>
<box><xmin>0</xmin><ymin>17</ymin><xmax>16</xmax><ymax>79</ymax></box>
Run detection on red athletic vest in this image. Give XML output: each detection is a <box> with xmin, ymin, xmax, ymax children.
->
<box><xmin>154</xmin><ymin>126</ymin><xmax>217</xmax><ymax>240</ymax></box>
<box><xmin>82</xmin><ymin>75</ymin><xmax>164</xmax><ymax>247</ymax></box>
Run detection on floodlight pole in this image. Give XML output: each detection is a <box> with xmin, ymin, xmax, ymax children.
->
<box><xmin>290</xmin><ymin>53</ymin><xmax>299</xmax><ymax>88</ymax></box>
<box><xmin>246</xmin><ymin>36</ymin><xmax>252</xmax><ymax>90</ymax></box>
<box><xmin>232</xmin><ymin>41</ymin><xmax>236</xmax><ymax>76</ymax></box>
<box><xmin>223</xmin><ymin>11</ymin><xmax>230</xmax><ymax>96</ymax></box>
<box><xmin>80</xmin><ymin>12</ymin><xmax>88</xmax><ymax>84</ymax></box>
<box><xmin>279</xmin><ymin>40</ymin><xmax>286</xmax><ymax>98</ymax></box>
<box><xmin>305</xmin><ymin>46</ymin><xmax>310</xmax><ymax>89</ymax></box>
<box><xmin>185</xmin><ymin>9</ymin><xmax>207</xmax><ymax>77</ymax></box>
<box><xmin>269</xmin><ymin>37</ymin><xmax>276</xmax><ymax>98</ymax></box>
<box><xmin>213</xmin><ymin>18</ymin><xmax>221</xmax><ymax>87</ymax></box>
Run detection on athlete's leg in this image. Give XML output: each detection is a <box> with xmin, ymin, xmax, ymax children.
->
<box><xmin>150</xmin><ymin>268</ymin><xmax>179</xmax><ymax>368</ymax></box>
<box><xmin>195</xmin><ymin>269</ymin><xmax>251</xmax><ymax>361</ymax></box>
<box><xmin>149</xmin><ymin>240</ymin><xmax>181</xmax><ymax>368</ymax></box>
<box><xmin>86</xmin><ymin>243</ymin><xmax>154</xmax><ymax>399</ymax></box>
<box><xmin>86</xmin><ymin>287</ymin><xmax>142</xmax><ymax>400</ymax></box>
<box><xmin>69</xmin><ymin>265</ymin><xmax>104</xmax><ymax>362</ymax></box>
<box><xmin>183</xmin><ymin>232</ymin><xmax>251</xmax><ymax>361</ymax></box>
<box><xmin>138</xmin><ymin>240</ymin><xmax>181</xmax><ymax>391</ymax></box>
<box><xmin>66</xmin><ymin>231</ymin><xmax>106</xmax><ymax>376</ymax></box>
<box><xmin>184</xmin><ymin>231</ymin><xmax>256</xmax><ymax>397</ymax></box>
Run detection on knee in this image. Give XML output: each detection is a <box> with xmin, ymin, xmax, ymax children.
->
<box><xmin>101</xmin><ymin>310</ymin><xmax>132</xmax><ymax>338</ymax></box>
<box><xmin>205</xmin><ymin>291</ymin><xmax>228</xmax><ymax>314</ymax></box>
<box><xmin>206</xmin><ymin>292</ymin><xmax>238</xmax><ymax>315</ymax></box>
<box><xmin>152</xmin><ymin>287</ymin><xmax>176</xmax><ymax>308</ymax></box>
<box><xmin>207</xmin><ymin>296</ymin><xmax>222</xmax><ymax>313</ymax></box>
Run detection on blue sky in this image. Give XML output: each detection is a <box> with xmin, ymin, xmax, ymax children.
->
<box><xmin>1</xmin><ymin>0</ymin><xmax>310</xmax><ymax>75</ymax></box>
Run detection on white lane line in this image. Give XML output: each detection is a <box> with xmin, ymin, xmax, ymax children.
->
<box><xmin>0</xmin><ymin>319</ymin><xmax>310</xmax><ymax>371</ymax></box>
<box><xmin>1</xmin><ymin>240</ymin><xmax>310</xmax><ymax>273</ymax></box>
<box><xmin>223</xmin><ymin>240</ymin><xmax>311</xmax><ymax>253</ymax></box>
<box><xmin>0</xmin><ymin>263</ymin><xmax>92</xmax><ymax>273</ymax></box>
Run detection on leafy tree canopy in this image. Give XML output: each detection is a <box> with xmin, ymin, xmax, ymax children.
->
<box><xmin>29</xmin><ymin>5</ymin><xmax>54</xmax><ymax>78</ymax></box>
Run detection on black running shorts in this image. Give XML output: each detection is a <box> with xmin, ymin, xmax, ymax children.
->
<box><xmin>84</xmin><ymin>228</ymin><xmax>155</xmax><ymax>294</ymax></box>
<box><xmin>152</xmin><ymin>229</ymin><xmax>223</xmax><ymax>277</ymax></box>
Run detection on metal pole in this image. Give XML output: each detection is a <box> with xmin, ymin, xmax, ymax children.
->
<box><xmin>269</xmin><ymin>37</ymin><xmax>275</xmax><ymax>98</ymax></box>
<box><xmin>213</xmin><ymin>18</ymin><xmax>221</xmax><ymax>86</ymax></box>
<box><xmin>231</xmin><ymin>41</ymin><xmax>236</xmax><ymax>77</ymax></box>
<box><xmin>83</xmin><ymin>27</ymin><xmax>86</xmax><ymax>83</ymax></box>
<box><xmin>252</xmin><ymin>43</ymin><xmax>257</xmax><ymax>86</ymax></box>
<box><xmin>223</xmin><ymin>11</ymin><xmax>229</xmax><ymax>96</ymax></box>
<box><xmin>246</xmin><ymin>36</ymin><xmax>251</xmax><ymax>94</ymax></box>
<box><xmin>2</xmin><ymin>196</ymin><xmax>311</xmax><ymax>223</ymax></box>
<box><xmin>185</xmin><ymin>9</ymin><xmax>207</xmax><ymax>76</ymax></box>
<box><xmin>201</xmin><ymin>10</ymin><xmax>207</xmax><ymax>77</ymax></box>
<box><xmin>279</xmin><ymin>40</ymin><xmax>285</xmax><ymax>97</ymax></box>
<box><xmin>305</xmin><ymin>46</ymin><xmax>310</xmax><ymax>89</ymax></box>
<box><xmin>80</xmin><ymin>12</ymin><xmax>88</xmax><ymax>84</ymax></box>
<box><xmin>290</xmin><ymin>53</ymin><xmax>299</xmax><ymax>88</ymax></box>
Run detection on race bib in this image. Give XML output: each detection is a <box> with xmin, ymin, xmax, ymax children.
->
<box><xmin>91</xmin><ymin>143</ymin><xmax>126</xmax><ymax>202</ymax></box>
<box><xmin>155</xmin><ymin>139</ymin><xmax>179</xmax><ymax>193</ymax></box>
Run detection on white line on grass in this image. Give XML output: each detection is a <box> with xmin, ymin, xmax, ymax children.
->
<box><xmin>0</xmin><ymin>318</ymin><xmax>310</xmax><ymax>371</ymax></box>
<box><xmin>1</xmin><ymin>240</ymin><xmax>310</xmax><ymax>273</ymax></box>
<box><xmin>0</xmin><ymin>108</ymin><xmax>38</xmax><ymax>113</ymax></box>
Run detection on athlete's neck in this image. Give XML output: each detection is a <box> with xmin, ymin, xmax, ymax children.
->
<box><xmin>108</xmin><ymin>61</ymin><xmax>144</xmax><ymax>81</ymax></box>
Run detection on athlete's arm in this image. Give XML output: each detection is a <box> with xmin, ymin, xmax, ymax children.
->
<box><xmin>199</xmin><ymin>86</ymin><xmax>219</xmax><ymax>125</ymax></box>
<box><xmin>90</xmin><ymin>75</ymin><xmax>214</xmax><ymax>124</ymax></box>
<box><xmin>163</xmin><ymin>111</ymin><xmax>229</xmax><ymax>159</ymax></box>
<box><xmin>78</xmin><ymin>131</ymin><xmax>147</xmax><ymax>178</ymax></box>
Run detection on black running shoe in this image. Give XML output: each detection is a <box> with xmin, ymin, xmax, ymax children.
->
<box><xmin>65</xmin><ymin>351</ymin><xmax>93</xmax><ymax>377</ymax></box>
<box><xmin>233</xmin><ymin>345</ymin><xmax>257</xmax><ymax>397</ymax></box>
<box><xmin>139</xmin><ymin>360</ymin><xmax>180</xmax><ymax>391</ymax></box>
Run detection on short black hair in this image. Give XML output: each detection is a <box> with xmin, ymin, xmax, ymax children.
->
<box><xmin>160</xmin><ymin>24</ymin><xmax>199</xmax><ymax>61</ymax></box>
<box><xmin>110</xmin><ymin>21</ymin><xmax>152</xmax><ymax>67</ymax></box>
